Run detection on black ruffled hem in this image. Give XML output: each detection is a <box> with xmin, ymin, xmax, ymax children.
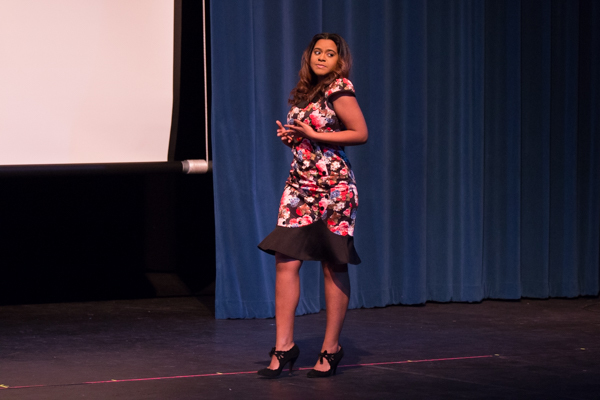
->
<box><xmin>257</xmin><ymin>220</ymin><xmax>361</xmax><ymax>265</ymax></box>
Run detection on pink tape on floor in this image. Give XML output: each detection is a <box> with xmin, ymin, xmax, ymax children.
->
<box><xmin>3</xmin><ymin>354</ymin><xmax>496</xmax><ymax>390</ymax></box>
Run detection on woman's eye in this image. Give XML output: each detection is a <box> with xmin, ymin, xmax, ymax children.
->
<box><xmin>314</xmin><ymin>50</ymin><xmax>321</xmax><ymax>55</ymax></box>
<box><xmin>327</xmin><ymin>53</ymin><xmax>334</xmax><ymax>57</ymax></box>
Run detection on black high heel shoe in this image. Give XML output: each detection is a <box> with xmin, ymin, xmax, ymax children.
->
<box><xmin>307</xmin><ymin>346</ymin><xmax>344</xmax><ymax>378</ymax></box>
<box><xmin>257</xmin><ymin>344</ymin><xmax>300</xmax><ymax>378</ymax></box>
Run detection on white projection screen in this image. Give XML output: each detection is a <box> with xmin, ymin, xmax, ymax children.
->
<box><xmin>0</xmin><ymin>0</ymin><xmax>174</xmax><ymax>165</ymax></box>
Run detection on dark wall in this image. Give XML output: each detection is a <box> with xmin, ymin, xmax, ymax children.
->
<box><xmin>0</xmin><ymin>0</ymin><xmax>214</xmax><ymax>305</ymax></box>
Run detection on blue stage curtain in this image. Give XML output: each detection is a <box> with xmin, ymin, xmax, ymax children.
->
<box><xmin>210</xmin><ymin>0</ymin><xmax>600</xmax><ymax>319</ymax></box>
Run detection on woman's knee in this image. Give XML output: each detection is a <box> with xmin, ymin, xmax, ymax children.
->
<box><xmin>275</xmin><ymin>252</ymin><xmax>302</xmax><ymax>272</ymax></box>
<box><xmin>322</xmin><ymin>261</ymin><xmax>348</xmax><ymax>276</ymax></box>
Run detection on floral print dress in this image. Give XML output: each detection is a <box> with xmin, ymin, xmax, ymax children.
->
<box><xmin>258</xmin><ymin>78</ymin><xmax>361</xmax><ymax>265</ymax></box>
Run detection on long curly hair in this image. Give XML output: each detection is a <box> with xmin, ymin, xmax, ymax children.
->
<box><xmin>289</xmin><ymin>33</ymin><xmax>352</xmax><ymax>106</ymax></box>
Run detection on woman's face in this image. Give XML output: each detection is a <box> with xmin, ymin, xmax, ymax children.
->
<box><xmin>310</xmin><ymin>39</ymin><xmax>339</xmax><ymax>78</ymax></box>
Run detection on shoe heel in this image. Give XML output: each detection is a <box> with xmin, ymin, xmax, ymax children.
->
<box><xmin>257</xmin><ymin>344</ymin><xmax>300</xmax><ymax>378</ymax></box>
<box><xmin>289</xmin><ymin>356</ymin><xmax>299</xmax><ymax>372</ymax></box>
<box><xmin>307</xmin><ymin>346</ymin><xmax>343</xmax><ymax>378</ymax></box>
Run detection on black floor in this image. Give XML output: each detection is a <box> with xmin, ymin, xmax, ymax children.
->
<box><xmin>1</xmin><ymin>296</ymin><xmax>599</xmax><ymax>399</ymax></box>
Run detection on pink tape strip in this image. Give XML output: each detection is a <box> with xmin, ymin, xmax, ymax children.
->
<box><xmin>3</xmin><ymin>354</ymin><xmax>496</xmax><ymax>390</ymax></box>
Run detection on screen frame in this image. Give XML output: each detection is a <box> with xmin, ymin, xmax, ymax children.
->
<box><xmin>0</xmin><ymin>0</ymin><xmax>210</xmax><ymax>176</ymax></box>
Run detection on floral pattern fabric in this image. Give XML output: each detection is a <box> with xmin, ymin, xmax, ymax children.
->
<box><xmin>277</xmin><ymin>78</ymin><xmax>358</xmax><ymax>237</ymax></box>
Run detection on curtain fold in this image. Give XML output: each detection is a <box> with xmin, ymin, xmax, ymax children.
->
<box><xmin>483</xmin><ymin>0</ymin><xmax>523</xmax><ymax>299</ymax></box>
<box><xmin>211</xmin><ymin>0</ymin><xmax>600</xmax><ymax>319</ymax></box>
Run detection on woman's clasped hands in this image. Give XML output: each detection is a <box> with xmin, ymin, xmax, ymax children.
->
<box><xmin>276</xmin><ymin>119</ymin><xmax>317</xmax><ymax>145</ymax></box>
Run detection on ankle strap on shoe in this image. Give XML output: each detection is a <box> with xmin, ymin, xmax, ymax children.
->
<box><xmin>269</xmin><ymin>347</ymin><xmax>290</xmax><ymax>361</ymax></box>
<box><xmin>318</xmin><ymin>350</ymin><xmax>335</xmax><ymax>364</ymax></box>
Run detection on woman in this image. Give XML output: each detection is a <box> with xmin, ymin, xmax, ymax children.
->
<box><xmin>258</xmin><ymin>33</ymin><xmax>368</xmax><ymax>378</ymax></box>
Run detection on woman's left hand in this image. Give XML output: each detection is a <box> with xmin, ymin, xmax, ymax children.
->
<box><xmin>285</xmin><ymin>119</ymin><xmax>317</xmax><ymax>140</ymax></box>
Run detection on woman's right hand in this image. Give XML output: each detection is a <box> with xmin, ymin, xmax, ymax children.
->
<box><xmin>276</xmin><ymin>120</ymin><xmax>296</xmax><ymax>147</ymax></box>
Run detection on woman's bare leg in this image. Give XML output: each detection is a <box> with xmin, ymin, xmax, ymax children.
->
<box><xmin>268</xmin><ymin>252</ymin><xmax>302</xmax><ymax>369</ymax></box>
<box><xmin>314</xmin><ymin>261</ymin><xmax>350</xmax><ymax>371</ymax></box>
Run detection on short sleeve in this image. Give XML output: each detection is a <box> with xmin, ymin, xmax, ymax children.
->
<box><xmin>325</xmin><ymin>78</ymin><xmax>356</xmax><ymax>103</ymax></box>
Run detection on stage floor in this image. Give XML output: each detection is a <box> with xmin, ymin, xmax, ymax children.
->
<box><xmin>1</xmin><ymin>296</ymin><xmax>599</xmax><ymax>399</ymax></box>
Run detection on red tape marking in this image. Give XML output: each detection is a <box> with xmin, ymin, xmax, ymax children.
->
<box><xmin>2</xmin><ymin>354</ymin><xmax>496</xmax><ymax>390</ymax></box>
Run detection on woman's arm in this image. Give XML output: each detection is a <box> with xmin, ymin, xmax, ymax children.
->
<box><xmin>285</xmin><ymin>96</ymin><xmax>368</xmax><ymax>146</ymax></box>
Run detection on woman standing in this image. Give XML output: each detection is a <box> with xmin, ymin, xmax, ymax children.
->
<box><xmin>258</xmin><ymin>33</ymin><xmax>368</xmax><ymax>378</ymax></box>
